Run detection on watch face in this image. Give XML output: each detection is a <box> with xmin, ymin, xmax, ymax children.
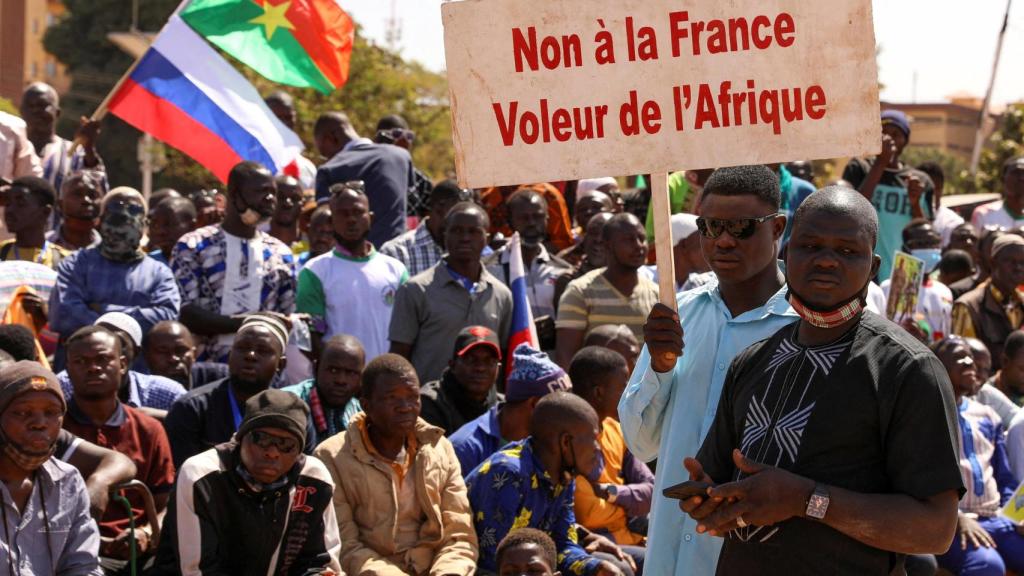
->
<box><xmin>806</xmin><ymin>494</ymin><xmax>829</xmax><ymax>519</ymax></box>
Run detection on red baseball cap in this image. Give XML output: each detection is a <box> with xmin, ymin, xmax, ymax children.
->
<box><xmin>453</xmin><ymin>326</ymin><xmax>502</xmax><ymax>360</ymax></box>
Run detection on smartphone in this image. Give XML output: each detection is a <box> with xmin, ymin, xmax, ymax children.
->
<box><xmin>662</xmin><ymin>480</ymin><xmax>712</xmax><ymax>500</ymax></box>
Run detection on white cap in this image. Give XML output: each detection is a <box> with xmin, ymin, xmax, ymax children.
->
<box><xmin>94</xmin><ymin>312</ymin><xmax>143</xmax><ymax>349</ymax></box>
<box><xmin>671</xmin><ymin>213</ymin><xmax>699</xmax><ymax>246</ymax></box>
<box><xmin>577</xmin><ymin>177</ymin><xmax>618</xmax><ymax>196</ymax></box>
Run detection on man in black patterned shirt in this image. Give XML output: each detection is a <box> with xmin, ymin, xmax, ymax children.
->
<box><xmin>682</xmin><ymin>186</ymin><xmax>964</xmax><ymax>575</ymax></box>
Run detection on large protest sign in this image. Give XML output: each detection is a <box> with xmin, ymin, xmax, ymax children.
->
<box><xmin>442</xmin><ymin>0</ymin><xmax>880</xmax><ymax>188</ymax></box>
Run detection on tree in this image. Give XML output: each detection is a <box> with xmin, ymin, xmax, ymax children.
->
<box><xmin>899</xmin><ymin>147</ymin><xmax>970</xmax><ymax>194</ymax></box>
<box><xmin>45</xmin><ymin>4</ymin><xmax>454</xmax><ymax>192</ymax></box>
<box><xmin>970</xmin><ymin>103</ymin><xmax>1024</xmax><ymax>194</ymax></box>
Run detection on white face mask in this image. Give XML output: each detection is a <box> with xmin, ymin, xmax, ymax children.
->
<box><xmin>240</xmin><ymin>208</ymin><xmax>264</xmax><ymax>227</ymax></box>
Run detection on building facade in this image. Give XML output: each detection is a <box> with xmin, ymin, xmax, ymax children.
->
<box><xmin>0</xmin><ymin>0</ymin><xmax>70</xmax><ymax>104</ymax></box>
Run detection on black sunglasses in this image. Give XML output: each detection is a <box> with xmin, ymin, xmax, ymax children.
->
<box><xmin>696</xmin><ymin>213</ymin><xmax>780</xmax><ymax>240</ymax></box>
<box><xmin>330</xmin><ymin>180</ymin><xmax>366</xmax><ymax>196</ymax></box>
<box><xmin>248</xmin><ymin>430</ymin><xmax>299</xmax><ymax>454</ymax></box>
<box><xmin>104</xmin><ymin>199</ymin><xmax>146</xmax><ymax>217</ymax></box>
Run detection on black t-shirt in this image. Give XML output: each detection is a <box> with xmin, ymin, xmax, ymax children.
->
<box><xmin>697</xmin><ymin>311</ymin><xmax>964</xmax><ymax>576</ymax></box>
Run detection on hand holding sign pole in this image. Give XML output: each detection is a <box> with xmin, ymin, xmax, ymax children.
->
<box><xmin>651</xmin><ymin>173</ymin><xmax>677</xmax><ymax>310</ymax></box>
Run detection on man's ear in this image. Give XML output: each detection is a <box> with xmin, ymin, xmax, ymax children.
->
<box><xmin>871</xmin><ymin>254</ymin><xmax>882</xmax><ymax>279</ymax></box>
<box><xmin>277</xmin><ymin>355</ymin><xmax>288</xmax><ymax>373</ymax></box>
<box><xmin>772</xmin><ymin>214</ymin><xmax>787</xmax><ymax>240</ymax></box>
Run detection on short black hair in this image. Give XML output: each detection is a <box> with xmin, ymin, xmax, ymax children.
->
<box><xmin>314</xmin><ymin>112</ymin><xmax>351</xmax><ymax>138</ymax></box>
<box><xmin>227</xmin><ymin>161</ymin><xmax>272</xmax><ymax>195</ymax></box>
<box><xmin>445</xmin><ymin>201</ymin><xmax>490</xmax><ymax>230</ymax></box>
<box><xmin>1005</xmin><ymin>331</ymin><xmax>1024</xmax><ymax>360</ymax></box>
<box><xmin>0</xmin><ymin>325</ymin><xmax>38</xmax><ymax>362</ymax></box>
<box><xmin>506</xmin><ymin>188</ymin><xmax>547</xmax><ymax>212</ymax></box>
<box><xmin>310</xmin><ymin>204</ymin><xmax>332</xmax><ymax>222</ymax></box>
<box><xmin>600</xmin><ymin>212</ymin><xmax>643</xmax><ymax>241</ymax></box>
<box><xmin>322</xmin><ymin>334</ymin><xmax>365</xmax><ymax>363</ymax></box>
<box><xmin>360</xmin><ymin>353</ymin><xmax>418</xmax><ymax>399</ymax></box>
<box><xmin>376</xmin><ymin>114</ymin><xmax>409</xmax><ymax>131</ymax></box>
<box><xmin>701</xmin><ymin>165</ymin><xmax>781</xmax><ymax>210</ymax></box>
<box><xmin>929</xmin><ymin>336</ymin><xmax>969</xmax><ymax>365</ymax></box>
<box><xmin>263</xmin><ymin>90</ymin><xmax>294</xmax><ymax>108</ymax></box>
<box><xmin>10</xmin><ymin>176</ymin><xmax>56</xmax><ymax>207</ymax></box>
<box><xmin>902</xmin><ymin>218</ymin><xmax>934</xmax><ymax>243</ymax></box>
<box><xmin>939</xmin><ymin>249</ymin><xmax>974</xmax><ymax>276</ymax></box>
<box><xmin>328</xmin><ymin>181</ymin><xmax>367</xmax><ymax>200</ymax></box>
<box><xmin>529</xmin><ymin>391</ymin><xmax>599</xmax><ymax>441</ymax></box>
<box><xmin>430</xmin><ymin>180</ymin><xmax>469</xmax><ymax>207</ymax></box>
<box><xmin>66</xmin><ymin>325</ymin><xmax>121</xmax><ymax>353</ymax></box>
<box><xmin>916</xmin><ymin>162</ymin><xmax>944</xmax><ymax>185</ymax></box>
<box><xmin>158</xmin><ymin>196</ymin><xmax>197</xmax><ymax>220</ymax></box>
<box><xmin>792</xmin><ymin>185</ymin><xmax>879</xmax><ymax>246</ymax></box>
<box><xmin>568</xmin><ymin>346</ymin><xmax>627</xmax><ymax>399</ymax></box>
<box><xmin>496</xmin><ymin>528</ymin><xmax>558</xmax><ymax>572</ymax></box>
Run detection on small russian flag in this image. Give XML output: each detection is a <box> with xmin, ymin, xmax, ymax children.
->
<box><xmin>506</xmin><ymin>232</ymin><xmax>538</xmax><ymax>375</ymax></box>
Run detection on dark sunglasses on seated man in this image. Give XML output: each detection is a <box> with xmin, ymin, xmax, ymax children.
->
<box><xmin>696</xmin><ymin>213</ymin><xmax>780</xmax><ymax>240</ymax></box>
<box><xmin>248</xmin><ymin>430</ymin><xmax>300</xmax><ymax>454</ymax></box>
<box><xmin>104</xmin><ymin>199</ymin><xmax>147</xmax><ymax>217</ymax></box>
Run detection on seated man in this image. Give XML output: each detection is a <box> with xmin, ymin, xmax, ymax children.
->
<box><xmin>153</xmin><ymin>389</ymin><xmax>342</xmax><ymax>575</ymax></box>
<box><xmin>61</xmin><ymin>326</ymin><xmax>175</xmax><ymax>568</ymax></box>
<box><xmin>58</xmin><ymin>313</ymin><xmax>187</xmax><ymax>416</ymax></box>
<box><xmin>467</xmin><ymin>391</ymin><xmax>622</xmax><ymax>576</ymax></box>
<box><xmin>497</xmin><ymin>529</ymin><xmax>561</xmax><ymax>576</ymax></box>
<box><xmin>450</xmin><ymin>344</ymin><xmax>570</xmax><ymax>476</ymax></box>
<box><xmin>49</xmin><ymin>186</ymin><xmax>180</xmax><ymax>366</ymax></box>
<box><xmin>315</xmin><ymin>354</ymin><xmax>478</xmax><ymax>576</ymax></box>
<box><xmin>142</xmin><ymin>320</ymin><xmax>240</xmax><ymax>390</ymax></box>
<box><xmin>570</xmin><ymin>347</ymin><xmax>653</xmax><ymax>551</ymax></box>
<box><xmin>932</xmin><ymin>337</ymin><xmax>1024</xmax><ymax>575</ymax></box>
<box><xmin>164</xmin><ymin>313</ymin><xmax>315</xmax><ymax>468</ymax></box>
<box><xmin>283</xmin><ymin>334</ymin><xmax>366</xmax><ymax>446</ymax></box>
<box><xmin>0</xmin><ymin>361</ymin><xmax>102</xmax><ymax>575</ymax></box>
<box><xmin>685</xmin><ymin>187</ymin><xmax>963</xmax><ymax>574</ymax></box>
<box><xmin>0</xmin><ymin>176</ymin><xmax>70</xmax><ymax>269</ymax></box>
<box><xmin>146</xmin><ymin>196</ymin><xmax>197</xmax><ymax>265</ymax></box>
<box><xmin>421</xmin><ymin>326</ymin><xmax>503</xmax><ymax>436</ymax></box>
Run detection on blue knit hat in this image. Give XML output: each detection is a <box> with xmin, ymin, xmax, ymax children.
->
<box><xmin>506</xmin><ymin>344</ymin><xmax>571</xmax><ymax>402</ymax></box>
<box><xmin>881</xmin><ymin>110</ymin><xmax>911</xmax><ymax>139</ymax></box>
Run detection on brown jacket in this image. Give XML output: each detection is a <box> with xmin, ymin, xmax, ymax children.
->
<box><xmin>953</xmin><ymin>281</ymin><xmax>1019</xmax><ymax>370</ymax></box>
<box><xmin>314</xmin><ymin>413</ymin><xmax>478</xmax><ymax>576</ymax></box>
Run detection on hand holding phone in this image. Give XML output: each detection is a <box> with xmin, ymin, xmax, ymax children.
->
<box><xmin>663</xmin><ymin>480</ymin><xmax>712</xmax><ymax>500</ymax></box>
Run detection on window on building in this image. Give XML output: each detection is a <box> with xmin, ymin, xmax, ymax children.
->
<box><xmin>31</xmin><ymin>62</ymin><xmax>38</xmax><ymax>78</ymax></box>
<box><xmin>45</xmin><ymin>61</ymin><xmax>56</xmax><ymax>78</ymax></box>
<box><xmin>32</xmin><ymin>19</ymin><xmax>39</xmax><ymax>34</ymax></box>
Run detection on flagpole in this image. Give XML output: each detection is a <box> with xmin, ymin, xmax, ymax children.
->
<box><xmin>969</xmin><ymin>0</ymin><xmax>1012</xmax><ymax>175</ymax></box>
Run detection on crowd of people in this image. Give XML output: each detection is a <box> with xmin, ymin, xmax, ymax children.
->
<box><xmin>1</xmin><ymin>79</ymin><xmax>1024</xmax><ymax>576</ymax></box>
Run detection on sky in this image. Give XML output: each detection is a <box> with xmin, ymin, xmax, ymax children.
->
<box><xmin>343</xmin><ymin>0</ymin><xmax>1024</xmax><ymax>107</ymax></box>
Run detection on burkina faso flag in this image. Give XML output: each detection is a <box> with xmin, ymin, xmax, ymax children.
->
<box><xmin>180</xmin><ymin>0</ymin><xmax>354</xmax><ymax>94</ymax></box>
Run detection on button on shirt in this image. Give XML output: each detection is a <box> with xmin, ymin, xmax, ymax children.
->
<box><xmin>618</xmin><ymin>275</ymin><xmax>797</xmax><ymax>576</ymax></box>
<box><xmin>0</xmin><ymin>458</ymin><xmax>102</xmax><ymax>576</ymax></box>
<box><xmin>485</xmin><ymin>243</ymin><xmax>573</xmax><ymax>319</ymax></box>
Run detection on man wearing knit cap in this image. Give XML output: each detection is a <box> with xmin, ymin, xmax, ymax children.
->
<box><xmin>57</xmin><ymin>313</ymin><xmax>187</xmax><ymax>417</ymax></box>
<box><xmin>49</xmin><ymin>185</ymin><xmax>180</xmax><ymax>370</ymax></box>
<box><xmin>420</xmin><ymin>326</ymin><xmax>504</xmax><ymax>436</ymax></box>
<box><xmin>164</xmin><ymin>313</ymin><xmax>315</xmax><ymax>468</ymax></box>
<box><xmin>153</xmin><ymin>389</ymin><xmax>342</xmax><ymax>575</ymax></box>
<box><xmin>842</xmin><ymin>109</ymin><xmax>935</xmax><ymax>282</ymax></box>
<box><xmin>953</xmin><ymin>234</ymin><xmax>1024</xmax><ymax>369</ymax></box>
<box><xmin>450</xmin><ymin>343</ymin><xmax>570</xmax><ymax>477</ymax></box>
<box><xmin>971</xmin><ymin>156</ymin><xmax>1024</xmax><ymax>232</ymax></box>
<box><xmin>0</xmin><ymin>360</ymin><xmax>102</xmax><ymax>575</ymax></box>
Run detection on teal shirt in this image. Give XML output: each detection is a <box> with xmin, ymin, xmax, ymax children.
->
<box><xmin>619</xmin><ymin>274</ymin><xmax>798</xmax><ymax>575</ymax></box>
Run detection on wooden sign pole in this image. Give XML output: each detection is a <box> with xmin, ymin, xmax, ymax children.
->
<box><xmin>650</xmin><ymin>172</ymin><xmax>677</xmax><ymax>312</ymax></box>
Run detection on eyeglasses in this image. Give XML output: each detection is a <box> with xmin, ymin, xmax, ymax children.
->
<box><xmin>329</xmin><ymin>180</ymin><xmax>365</xmax><ymax>196</ymax></box>
<box><xmin>696</xmin><ymin>213</ymin><xmax>780</xmax><ymax>240</ymax></box>
<box><xmin>378</xmin><ymin>127</ymin><xmax>415</xmax><ymax>144</ymax></box>
<box><xmin>104</xmin><ymin>199</ymin><xmax>146</xmax><ymax>217</ymax></box>
<box><xmin>248</xmin><ymin>430</ymin><xmax>299</xmax><ymax>454</ymax></box>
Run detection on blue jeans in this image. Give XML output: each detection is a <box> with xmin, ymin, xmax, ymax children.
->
<box><xmin>938</xmin><ymin>515</ymin><xmax>1024</xmax><ymax>576</ymax></box>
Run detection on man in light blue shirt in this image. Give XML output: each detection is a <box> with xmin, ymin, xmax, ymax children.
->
<box><xmin>619</xmin><ymin>165</ymin><xmax>799</xmax><ymax>575</ymax></box>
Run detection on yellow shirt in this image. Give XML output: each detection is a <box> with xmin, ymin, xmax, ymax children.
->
<box><xmin>574</xmin><ymin>418</ymin><xmax>644</xmax><ymax>546</ymax></box>
<box><xmin>0</xmin><ymin>239</ymin><xmax>69</xmax><ymax>270</ymax></box>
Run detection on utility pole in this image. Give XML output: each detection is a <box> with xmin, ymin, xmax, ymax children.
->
<box><xmin>384</xmin><ymin>0</ymin><xmax>402</xmax><ymax>52</ymax></box>
<box><xmin>970</xmin><ymin>0</ymin><xmax>1013</xmax><ymax>175</ymax></box>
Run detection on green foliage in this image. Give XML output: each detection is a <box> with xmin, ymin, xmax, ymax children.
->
<box><xmin>0</xmin><ymin>98</ymin><xmax>17</xmax><ymax>116</ymax></box>
<box><xmin>969</xmin><ymin>103</ymin><xmax>1024</xmax><ymax>194</ymax></box>
<box><xmin>44</xmin><ymin>4</ymin><xmax>454</xmax><ymax>192</ymax></box>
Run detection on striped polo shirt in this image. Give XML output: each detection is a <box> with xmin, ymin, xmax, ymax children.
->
<box><xmin>555</xmin><ymin>267</ymin><xmax>658</xmax><ymax>340</ymax></box>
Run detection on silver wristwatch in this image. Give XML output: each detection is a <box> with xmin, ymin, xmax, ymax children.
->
<box><xmin>805</xmin><ymin>483</ymin><xmax>830</xmax><ymax>520</ymax></box>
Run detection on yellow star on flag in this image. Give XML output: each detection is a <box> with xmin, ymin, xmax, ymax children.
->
<box><xmin>248</xmin><ymin>0</ymin><xmax>295</xmax><ymax>41</ymax></box>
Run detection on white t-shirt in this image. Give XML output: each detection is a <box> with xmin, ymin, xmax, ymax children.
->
<box><xmin>296</xmin><ymin>249</ymin><xmax>408</xmax><ymax>361</ymax></box>
<box><xmin>972</xmin><ymin>200</ymin><xmax>1024</xmax><ymax>233</ymax></box>
<box><xmin>880</xmin><ymin>277</ymin><xmax>953</xmax><ymax>340</ymax></box>
<box><xmin>934</xmin><ymin>206</ymin><xmax>965</xmax><ymax>247</ymax></box>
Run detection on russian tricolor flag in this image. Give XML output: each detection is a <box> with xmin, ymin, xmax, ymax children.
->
<box><xmin>107</xmin><ymin>15</ymin><xmax>304</xmax><ymax>183</ymax></box>
<box><xmin>506</xmin><ymin>232</ymin><xmax>539</xmax><ymax>375</ymax></box>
